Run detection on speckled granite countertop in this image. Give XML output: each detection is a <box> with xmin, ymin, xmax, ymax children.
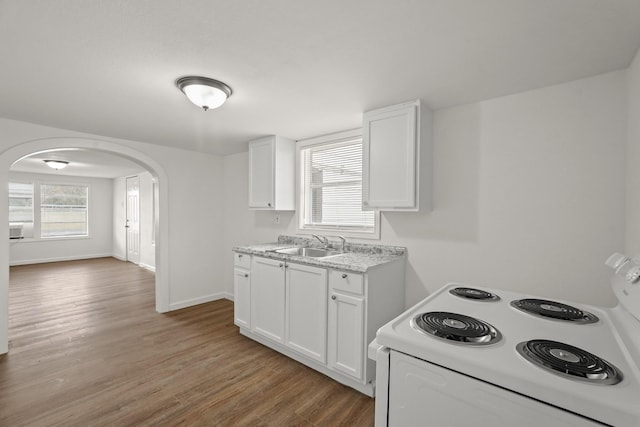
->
<box><xmin>232</xmin><ymin>235</ymin><xmax>406</xmax><ymax>273</ymax></box>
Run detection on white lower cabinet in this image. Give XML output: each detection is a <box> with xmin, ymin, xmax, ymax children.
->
<box><xmin>233</xmin><ymin>268</ymin><xmax>251</xmax><ymax>329</ymax></box>
<box><xmin>328</xmin><ymin>290</ymin><xmax>364</xmax><ymax>379</ymax></box>
<box><xmin>233</xmin><ymin>251</ymin><xmax>405</xmax><ymax>396</ymax></box>
<box><xmin>251</xmin><ymin>256</ymin><xmax>286</xmax><ymax>343</ymax></box>
<box><xmin>285</xmin><ymin>263</ymin><xmax>327</xmax><ymax>363</ymax></box>
<box><xmin>233</xmin><ymin>253</ymin><xmax>252</xmax><ymax>329</ymax></box>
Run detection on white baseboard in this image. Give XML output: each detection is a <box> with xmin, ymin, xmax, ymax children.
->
<box><xmin>111</xmin><ymin>254</ymin><xmax>155</xmax><ymax>272</ymax></box>
<box><xmin>169</xmin><ymin>291</ymin><xmax>234</xmax><ymax>311</ymax></box>
<box><xmin>139</xmin><ymin>262</ymin><xmax>156</xmax><ymax>272</ymax></box>
<box><xmin>9</xmin><ymin>253</ymin><xmax>114</xmax><ymax>266</ymax></box>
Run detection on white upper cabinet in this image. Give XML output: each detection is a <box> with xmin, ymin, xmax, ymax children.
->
<box><xmin>362</xmin><ymin>99</ymin><xmax>432</xmax><ymax>212</ymax></box>
<box><xmin>248</xmin><ymin>135</ymin><xmax>295</xmax><ymax>210</ymax></box>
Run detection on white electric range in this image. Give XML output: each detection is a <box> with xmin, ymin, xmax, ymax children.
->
<box><xmin>369</xmin><ymin>253</ymin><xmax>640</xmax><ymax>426</ymax></box>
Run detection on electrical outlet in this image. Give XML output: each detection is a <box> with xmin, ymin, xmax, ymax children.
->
<box><xmin>275</xmin><ymin>214</ymin><xmax>280</xmax><ymax>224</ymax></box>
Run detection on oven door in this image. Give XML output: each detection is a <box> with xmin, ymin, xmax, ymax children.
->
<box><xmin>388</xmin><ymin>350</ymin><xmax>606</xmax><ymax>427</ymax></box>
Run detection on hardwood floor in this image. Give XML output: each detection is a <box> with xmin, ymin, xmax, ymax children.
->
<box><xmin>1</xmin><ymin>258</ymin><xmax>374</xmax><ymax>426</ymax></box>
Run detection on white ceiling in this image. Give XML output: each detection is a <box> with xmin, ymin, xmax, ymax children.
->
<box><xmin>10</xmin><ymin>149</ymin><xmax>146</xmax><ymax>179</ymax></box>
<box><xmin>1</xmin><ymin>0</ymin><xmax>640</xmax><ymax>158</ymax></box>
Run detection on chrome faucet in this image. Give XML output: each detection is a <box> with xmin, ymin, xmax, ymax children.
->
<box><xmin>336</xmin><ymin>235</ymin><xmax>346</xmax><ymax>252</ymax></box>
<box><xmin>312</xmin><ymin>234</ymin><xmax>329</xmax><ymax>248</ymax></box>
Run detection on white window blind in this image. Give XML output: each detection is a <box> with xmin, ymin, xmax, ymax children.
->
<box><xmin>301</xmin><ymin>139</ymin><xmax>375</xmax><ymax>231</ymax></box>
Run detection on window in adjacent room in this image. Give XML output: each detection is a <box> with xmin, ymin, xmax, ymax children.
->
<box><xmin>40</xmin><ymin>183</ymin><xmax>89</xmax><ymax>238</ymax></box>
<box><xmin>298</xmin><ymin>129</ymin><xmax>379</xmax><ymax>238</ymax></box>
<box><xmin>8</xmin><ymin>181</ymin><xmax>34</xmax><ymax>238</ymax></box>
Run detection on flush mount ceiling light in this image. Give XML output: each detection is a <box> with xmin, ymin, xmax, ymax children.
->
<box><xmin>176</xmin><ymin>76</ymin><xmax>232</xmax><ymax>111</ymax></box>
<box><xmin>44</xmin><ymin>160</ymin><xmax>69</xmax><ymax>170</ymax></box>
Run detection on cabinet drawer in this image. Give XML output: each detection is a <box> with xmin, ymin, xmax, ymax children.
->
<box><xmin>234</xmin><ymin>252</ymin><xmax>251</xmax><ymax>269</ymax></box>
<box><xmin>329</xmin><ymin>270</ymin><xmax>364</xmax><ymax>296</ymax></box>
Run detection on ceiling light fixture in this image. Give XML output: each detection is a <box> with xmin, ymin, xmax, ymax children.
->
<box><xmin>176</xmin><ymin>76</ymin><xmax>232</xmax><ymax>111</ymax></box>
<box><xmin>44</xmin><ymin>160</ymin><xmax>69</xmax><ymax>170</ymax></box>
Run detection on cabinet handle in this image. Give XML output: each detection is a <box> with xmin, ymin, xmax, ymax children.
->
<box><xmin>331</xmin><ymin>295</ymin><xmax>337</xmax><ymax>300</ymax></box>
<box><xmin>279</xmin><ymin>263</ymin><xmax>284</xmax><ymax>268</ymax></box>
<box><xmin>341</xmin><ymin>274</ymin><xmax>347</xmax><ymax>279</ymax></box>
<box><xmin>244</xmin><ymin>273</ymin><xmax>249</xmax><ymax>278</ymax></box>
<box><xmin>238</xmin><ymin>254</ymin><xmax>243</xmax><ymax>258</ymax></box>
<box><xmin>268</xmin><ymin>203</ymin><xmax>272</xmax><ymax>207</ymax></box>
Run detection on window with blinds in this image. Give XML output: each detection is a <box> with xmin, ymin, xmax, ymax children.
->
<box><xmin>40</xmin><ymin>183</ymin><xmax>88</xmax><ymax>238</ymax></box>
<box><xmin>300</xmin><ymin>137</ymin><xmax>376</xmax><ymax>234</ymax></box>
<box><xmin>9</xmin><ymin>182</ymin><xmax>34</xmax><ymax>224</ymax></box>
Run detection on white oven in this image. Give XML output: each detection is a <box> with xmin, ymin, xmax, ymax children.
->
<box><xmin>369</xmin><ymin>253</ymin><xmax>640</xmax><ymax>426</ymax></box>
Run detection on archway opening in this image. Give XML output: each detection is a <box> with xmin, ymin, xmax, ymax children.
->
<box><xmin>0</xmin><ymin>137</ymin><xmax>170</xmax><ymax>354</ymax></box>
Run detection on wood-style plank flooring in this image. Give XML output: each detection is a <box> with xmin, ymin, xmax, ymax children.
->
<box><xmin>1</xmin><ymin>258</ymin><xmax>374</xmax><ymax>426</ymax></box>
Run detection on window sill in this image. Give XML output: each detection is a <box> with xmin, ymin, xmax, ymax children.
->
<box><xmin>10</xmin><ymin>236</ymin><xmax>91</xmax><ymax>244</ymax></box>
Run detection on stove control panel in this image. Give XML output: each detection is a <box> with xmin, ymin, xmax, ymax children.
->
<box><xmin>627</xmin><ymin>266</ymin><xmax>640</xmax><ymax>284</ymax></box>
<box><xmin>606</xmin><ymin>253</ymin><xmax>640</xmax><ymax>284</ymax></box>
<box><xmin>607</xmin><ymin>253</ymin><xmax>640</xmax><ymax>321</ymax></box>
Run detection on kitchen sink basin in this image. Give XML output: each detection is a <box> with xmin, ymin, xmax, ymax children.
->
<box><xmin>274</xmin><ymin>247</ymin><xmax>341</xmax><ymax>258</ymax></box>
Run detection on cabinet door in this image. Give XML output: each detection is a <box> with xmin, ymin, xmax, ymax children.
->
<box><xmin>285</xmin><ymin>263</ymin><xmax>327</xmax><ymax>363</ymax></box>
<box><xmin>248</xmin><ymin>137</ymin><xmax>275</xmax><ymax>208</ymax></box>
<box><xmin>233</xmin><ymin>268</ymin><xmax>251</xmax><ymax>329</ymax></box>
<box><xmin>363</xmin><ymin>100</ymin><xmax>419</xmax><ymax>210</ymax></box>
<box><xmin>328</xmin><ymin>291</ymin><xmax>364</xmax><ymax>380</ymax></box>
<box><xmin>251</xmin><ymin>257</ymin><xmax>286</xmax><ymax>342</ymax></box>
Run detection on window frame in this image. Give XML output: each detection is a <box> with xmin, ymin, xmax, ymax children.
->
<box><xmin>296</xmin><ymin>128</ymin><xmax>380</xmax><ymax>239</ymax></box>
<box><xmin>39</xmin><ymin>182</ymin><xmax>90</xmax><ymax>239</ymax></box>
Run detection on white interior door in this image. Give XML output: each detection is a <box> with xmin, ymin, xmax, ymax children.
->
<box><xmin>126</xmin><ymin>176</ymin><xmax>140</xmax><ymax>265</ymax></box>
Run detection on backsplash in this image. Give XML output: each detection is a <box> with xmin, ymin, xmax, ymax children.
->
<box><xmin>277</xmin><ymin>235</ymin><xmax>406</xmax><ymax>256</ymax></box>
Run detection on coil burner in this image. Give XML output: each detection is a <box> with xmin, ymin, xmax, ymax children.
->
<box><xmin>516</xmin><ymin>340</ymin><xmax>622</xmax><ymax>385</ymax></box>
<box><xmin>510</xmin><ymin>299</ymin><xmax>599</xmax><ymax>324</ymax></box>
<box><xmin>449</xmin><ymin>287</ymin><xmax>500</xmax><ymax>301</ymax></box>
<box><xmin>412</xmin><ymin>312</ymin><xmax>501</xmax><ymax>345</ymax></box>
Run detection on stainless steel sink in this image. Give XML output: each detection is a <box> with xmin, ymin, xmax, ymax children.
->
<box><xmin>274</xmin><ymin>247</ymin><xmax>341</xmax><ymax>258</ymax></box>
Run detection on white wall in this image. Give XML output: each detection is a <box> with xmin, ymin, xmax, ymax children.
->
<box><xmin>113</xmin><ymin>176</ymin><xmax>127</xmax><ymax>260</ymax></box>
<box><xmin>626</xmin><ymin>50</ymin><xmax>640</xmax><ymax>255</ymax></box>
<box><xmin>112</xmin><ymin>171</ymin><xmax>156</xmax><ymax>270</ymax></box>
<box><xmin>222</xmin><ymin>152</ymin><xmax>295</xmax><ymax>301</ymax></box>
<box><xmin>9</xmin><ymin>171</ymin><xmax>114</xmax><ymax>265</ymax></box>
<box><xmin>223</xmin><ymin>70</ymin><xmax>627</xmax><ymax>308</ymax></box>
<box><xmin>387</xmin><ymin>70</ymin><xmax>626</xmax><ymax>307</ymax></box>
<box><xmin>138</xmin><ymin>171</ymin><xmax>156</xmax><ymax>270</ymax></box>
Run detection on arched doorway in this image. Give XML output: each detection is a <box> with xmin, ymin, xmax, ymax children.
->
<box><xmin>0</xmin><ymin>137</ymin><xmax>170</xmax><ymax>354</ymax></box>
